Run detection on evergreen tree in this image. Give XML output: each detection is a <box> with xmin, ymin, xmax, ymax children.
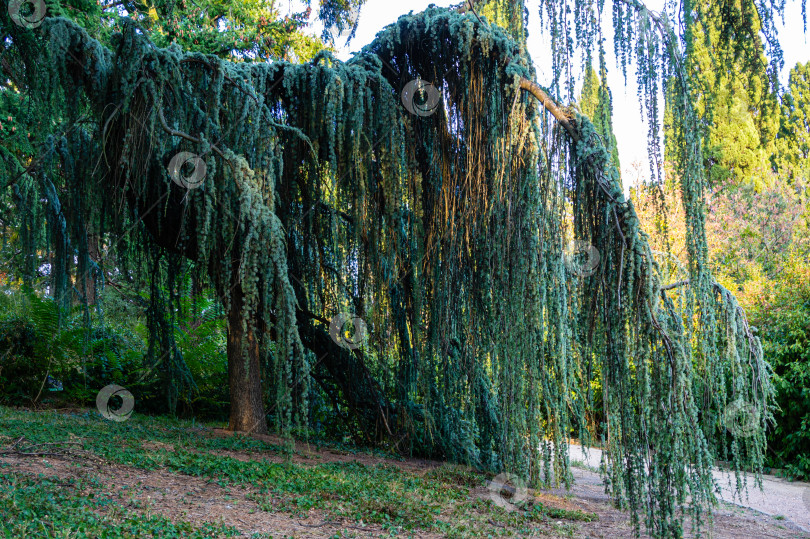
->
<box><xmin>0</xmin><ymin>1</ymin><xmax>783</xmax><ymax>536</ymax></box>
<box><xmin>579</xmin><ymin>64</ymin><xmax>621</xmax><ymax>172</ymax></box>
<box><xmin>774</xmin><ymin>61</ymin><xmax>810</xmax><ymax>182</ymax></box>
<box><xmin>677</xmin><ymin>0</ymin><xmax>781</xmax><ymax>188</ymax></box>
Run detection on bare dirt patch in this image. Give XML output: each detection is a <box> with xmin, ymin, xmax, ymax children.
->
<box><xmin>210</xmin><ymin>428</ymin><xmax>443</xmax><ymax>472</ymax></box>
<box><xmin>1</xmin><ymin>452</ymin><xmax>408</xmax><ymax>538</ymax></box>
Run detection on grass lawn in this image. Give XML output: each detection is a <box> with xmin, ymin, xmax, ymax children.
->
<box><xmin>0</xmin><ymin>406</ymin><xmax>596</xmax><ymax>538</ymax></box>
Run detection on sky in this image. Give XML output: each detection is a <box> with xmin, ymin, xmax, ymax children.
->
<box><xmin>291</xmin><ymin>0</ymin><xmax>810</xmax><ymax>185</ymax></box>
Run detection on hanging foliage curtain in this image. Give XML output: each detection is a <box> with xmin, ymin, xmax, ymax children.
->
<box><xmin>0</xmin><ymin>4</ymin><xmax>771</xmax><ymax>537</ymax></box>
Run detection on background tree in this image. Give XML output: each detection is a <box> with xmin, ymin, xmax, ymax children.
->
<box><xmin>678</xmin><ymin>0</ymin><xmax>781</xmax><ymax>189</ymax></box>
<box><xmin>578</xmin><ymin>63</ymin><xmax>621</xmax><ymax>172</ymax></box>
<box><xmin>774</xmin><ymin>61</ymin><xmax>810</xmax><ymax>182</ymax></box>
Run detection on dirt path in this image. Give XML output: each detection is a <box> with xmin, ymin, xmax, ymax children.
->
<box><xmin>569</xmin><ymin>444</ymin><xmax>810</xmax><ymax>534</ymax></box>
<box><xmin>543</xmin><ymin>466</ymin><xmax>810</xmax><ymax>538</ymax></box>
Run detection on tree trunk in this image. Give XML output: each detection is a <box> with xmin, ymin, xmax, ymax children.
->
<box><xmin>227</xmin><ymin>285</ymin><xmax>268</xmax><ymax>434</ymax></box>
<box><xmin>84</xmin><ymin>232</ymin><xmax>100</xmax><ymax>305</ymax></box>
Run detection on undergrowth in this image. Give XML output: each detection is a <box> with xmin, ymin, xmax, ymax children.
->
<box><xmin>0</xmin><ymin>406</ymin><xmax>597</xmax><ymax>537</ymax></box>
<box><xmin>0</xmin><ymin>474</ymin><xmax>240</xmax><ymax>538</ymax></box>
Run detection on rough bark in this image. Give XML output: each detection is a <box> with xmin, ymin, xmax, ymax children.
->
<box><xmin>518</xmin><ymin>78</ymin><xmax>579</xmax><ymax>140</ymax></box>
<box><xmin>226</xmin><ymin>283</ymin><xmax>268</xmax><ymax>435</ymax></box>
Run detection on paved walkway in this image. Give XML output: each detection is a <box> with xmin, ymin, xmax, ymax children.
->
<box><xmin>568</xmin><ymin>444</ymin><xmax>810</xmax><ymax>533</ymax></box>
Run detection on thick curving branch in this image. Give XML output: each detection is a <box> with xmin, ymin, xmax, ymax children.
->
<box><xmin>518</xmin><ymin>78</ymin><xmax>579</xmax><ymax>140</ymax></box>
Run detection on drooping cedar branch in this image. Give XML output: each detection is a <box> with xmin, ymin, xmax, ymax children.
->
<box><xmin>518</xmin><ymin>78</ymin><xmax>579</xmax><ymax>140</ymax></box>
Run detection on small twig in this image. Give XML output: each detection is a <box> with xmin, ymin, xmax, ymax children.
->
<box><xmin>0</xmin><ymin>438</ymin><xmax>83</xmax><ymax>457</ymax></box>
<box><xmin>6</xmin><ymin>451</ymin><xmax>66</xmax><ymax>457</ymax></box>
<box><xmin>459</xmin><ymin>0</ymin><xmax>484</xmax><ymax>25</ymax></box>
<box><xmin>660</xmin><ymin>279</ymin><xmax>689</xmax><ymax>291</ymax></box>
<box><xmin>156</xmin><ymin>104</ymin><xmax>230</xmax><ymax>163</ymax></box>
<box><xmin>157</xmin><ymin>107</ymin><xmax>215</xmax><ymax>156</ymax></box>
<box><xmin>296</xmin><ymin>521</ymin><xmax>329</xmax><ymax>528</ymax></box>
<box><xmin>155</xmin><ymin>99</ymin><xmax>246</xmax><ymax>186</ymax></box>
<box><xmin>18</xmin><ymin>441</ymin><xmax>82</xmax><ymax>447</ymax></box>
<box><xmin>32</xmin><ymin>356</ymin><xmax>54</xmax><ymax>405</ymax></box>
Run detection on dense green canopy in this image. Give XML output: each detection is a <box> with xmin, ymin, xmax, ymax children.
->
<box><xmin>0</xmin><ymin>2</ymin><xmax>774</xmax><ymax>536</ymax></box>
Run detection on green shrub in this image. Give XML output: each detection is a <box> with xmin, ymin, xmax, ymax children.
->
<box><xmin>0</xmin><ymin>292</ymin><xmax>72</xmax><ymax>404</ymax></box>
<box><xmin>754</xmin><ymin>261</ymin><xmax>810</xmax><ymax>479</ymax></box>
<box><xmin>0</xmin><ymin>314</ymin><xmax>45</xmax><ymax>402</ymax></box>
<box><xmin>0</xmin><ymin>285</ymin><xmax>232</xmax><ymax>420</ymax></box>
